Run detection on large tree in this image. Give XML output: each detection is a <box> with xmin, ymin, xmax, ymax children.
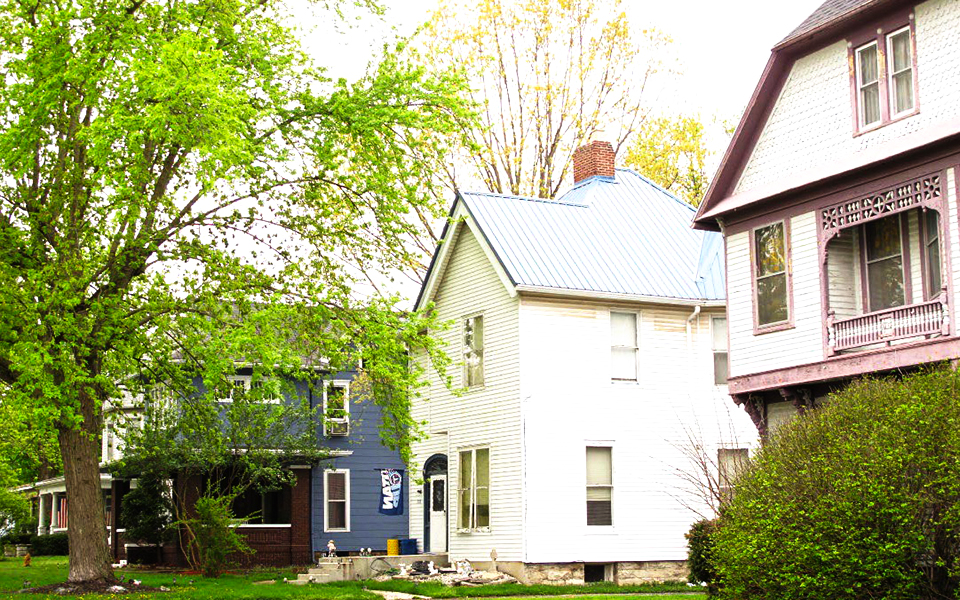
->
<box><xmin>0</xmin><ymin>0</ymin><xmax>471</xmax><ymax>584</ymax></box>
<box><xmin>622</xmin><ymin>114</ymin><xmax>710</xmax><ymax>207</ymax></box>
<box><xmin>422</xmin><ymin>0</ymin><xmax>675</xmax><ymax>199</ymax></box>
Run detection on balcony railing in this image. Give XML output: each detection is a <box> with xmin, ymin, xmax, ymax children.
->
<box><xmin>828</xmin><ymin>298</ymin><xmax>949</xmax><ymax>353</ymax></box>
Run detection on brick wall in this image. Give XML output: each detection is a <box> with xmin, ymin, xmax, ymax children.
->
<box><xmin>572</xmin><ymin>141</ymin><xmax>616</xmax><ymax>184</ymax></box>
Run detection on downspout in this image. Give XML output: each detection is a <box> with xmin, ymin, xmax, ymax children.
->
<box><xmin>686</xmin><ymin>304</ymin><xmax>702</xmax><ymax>350</ymax></box>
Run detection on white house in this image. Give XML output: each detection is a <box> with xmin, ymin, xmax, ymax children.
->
<box><xmin>693</xmin><ymin>0</ymin><xmax>960</xmax><ymax>434</ymax></box>
<box><xmin>410</xmin><ymin>141</ymin><xmax>757</xmax><ymax>584</ymax></box>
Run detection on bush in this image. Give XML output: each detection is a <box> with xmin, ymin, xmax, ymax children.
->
<box><xmin>686</xmin><ymin>519</ymin><xmax>719</xmax><ymax>594</ymax></box>
<box><xmin>30</xmin><ymin>533</ymin><xmax>69</xmax><ymax>556</ymax></box>
<box><xmin>120</xmin><ymin>474</ymin><xmax>173</xmax><ymax>546</ymax></box>
<box><xmin>179</xmin><ymin>494</ymin><xmax>252</xmax><ymax>577</ymax></box>
<box><xmin>714</xmin><ymin>368</ymin><xmax>960</xmax><ymax>599</ymax></box>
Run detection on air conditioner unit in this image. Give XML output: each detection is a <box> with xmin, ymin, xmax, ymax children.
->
<box><xmin>326</xmin><ymin>420</ymin><xmax>349</xmax><ymax>437</ymax></box>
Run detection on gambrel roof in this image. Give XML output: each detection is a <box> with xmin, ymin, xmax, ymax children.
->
<box><xmin>779</xmin><ymin>0</ymin><xmax>880</xmax><ymax>47</ymax></box>
<box><xmin>693</xmin><ymin>0</ymin><xmax>911</xmax><ymax>231</ymax></box>
<box><xmin>417</xmin><ymin>169</ymin><xmax>725</xmax><ymax>309</ymax></box>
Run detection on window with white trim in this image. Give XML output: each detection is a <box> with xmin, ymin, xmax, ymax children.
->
<box><xmin>712</xmin><ymin>317</ymin><xmax>728</xmax><ymax>385</ymax></box>
<box><xmin>855</xmin><ymin>41</ymin><xmax>881</xmax><ymax>128</ymax></box>
<box><xmin>324</xmin><ymin>470</ymin><xmax>350</xmax><ymax>531</ymax></box>
<box><xmin>323</xmin><ymin>381</ymin><xmax>350</xmax><ymax>436</ymax></box>
<box><xmin>217</xmin><ymin>375</ymin><xmax>251</xmax><ymax>403</ymax></box>
<box><xmin>887</xmin><ymin>26</ymin><xmax>915</xmax><ymax>117</ymax></box>
<box><xmin>718</xmin><ymin>448</ymin><xmax>749</xmax><ymax>502</ymax></box>
<box><xmin>463</xmin><ymin>315</ymin><xmax>484</xmax><ymax>387</ymax></box>
<box><xmin>610</xmin><ymin>312</ymin><xmax>638</xmax><ymax>381</ymax></box>
<box><xmin>586</xmin><ymin>446</ymin><xmax>613</xmax><ymax>526</ymax></box>
<box><xmin>458</xmin><ymin>448</ymin><xmax>489</xmax><ymax>531</ymax></box>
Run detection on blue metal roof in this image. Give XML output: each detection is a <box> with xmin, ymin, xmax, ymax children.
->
<box><xmin>460</xmin><ymin>169</ymin><xmax>725</xmax><ymax>301</ymax></box>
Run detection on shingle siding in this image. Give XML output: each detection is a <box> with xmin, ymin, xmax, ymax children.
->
<box><xmin>736</xmin><ymin>0</ymin><xmax>960</xmax><ymax>196</ymax></box>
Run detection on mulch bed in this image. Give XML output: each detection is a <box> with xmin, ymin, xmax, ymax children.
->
<box><xmin>21</xmin><ymin>579</ymin><xmax>167</xmax><ymax>595</ymax></box>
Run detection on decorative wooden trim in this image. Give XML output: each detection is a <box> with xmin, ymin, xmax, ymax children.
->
<box><xmin>900</xmin><ymin>212</ymin><xmax>914</xmax><ymax>306</ymax></box>
<box><xmin>729</xmin><ymin>336</ymin><xmax>960</xmax><ymax>394</ymax></box>
<box><xmin>751</xmin><ymin>219</ymin><xmax>795</xmax><ymax>334</ymax></box>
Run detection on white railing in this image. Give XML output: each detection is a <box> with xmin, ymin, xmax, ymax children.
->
<box><xmin>828</xmin><ymin>298</ymin><xmax>949</xmax><ymax>353</ymax></box>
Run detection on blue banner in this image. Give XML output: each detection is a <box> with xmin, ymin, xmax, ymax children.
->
<box><xmin>379</xmin><ymin>469</ymin><xmax>403</xmax><ymax>515</ymax></box>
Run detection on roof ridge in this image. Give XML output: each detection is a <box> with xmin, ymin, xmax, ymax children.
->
<box><xmin>461</xmin><ymin>189</ymin><xmax>587</xmax><ymax>207</ymax></box>
<box><xmin>616</xmin><ymin>168</ymin><xmax>697</xmax><ymax>213</ymax></box>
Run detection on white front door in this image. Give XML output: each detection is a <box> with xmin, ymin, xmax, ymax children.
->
<box><xmin>429</xmin><ymin>475</ymin><xmax>447</xmax><ymax>552</ymax></box>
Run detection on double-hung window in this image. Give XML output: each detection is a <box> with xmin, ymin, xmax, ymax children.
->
<box><xmin>323</xmin><ymin>381</ymin><xmax>350</xmax><ymax>436</ymax></box>
<box><xmin>610</xmin><ymin>312</ymin><xmax>638</xmax><ymax>381</ymax></box>
<box><xmin>324</xmin><ymin>469</ymin><xmax>350</xmax><ymax>531</ymax></box>
<box><xmin>458</xmin><ymin>448</ymin><xmax>489</xmax><ymax>531</ymax></box>
<box><xmin>754</xmin><ymin>222</ymin><xmax>789</xmax><ymax>328</ymax></box>
<box><xmin>718</xmin><ymin>448</ymin><xmax>749</xmax><ymax>502</ymax></box>
<box><xmin>219</xmin><ymin>375</ymin><xmax>251</xmax><ymax>403</ymax></box>
<box><xmin>887</xmin><ymin>26</ymin><xmax>915</xmax><ymax>117</ymax></box>
<box><xmin>853</xmin><ymin>24</ymin><xmax>916</xmax><ymax>131</ymax></box>
<box><xmin>712</xmin><ymin>317</ymin><xmax>728</xmax><ymax>385</ymax></box>
<box><xmin>586</xmin><ymin>446</ymin><xmax>613</xmax><ymax>526</ymax></box>
<box><xmin>864</xmin><ymin>214</ymin><xmax>905</xmax><ymax>311</ymax></box>
<box><xmin>463</xmin><ymin>315</ymin><xmax>484</xmax><ymax>388</ymax></box>
<box><xmin>923</xmin><ymin>210</ymin><xmax>943</xmax><ymax>299</ymax></box>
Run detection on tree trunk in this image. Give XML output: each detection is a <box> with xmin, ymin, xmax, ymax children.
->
<box><xmin>58</xmin><ymin>413</ymin><xmax>114</xmax><ymax>583</ymax></box>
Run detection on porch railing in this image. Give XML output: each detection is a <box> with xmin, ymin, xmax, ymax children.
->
<box><xmin>828</xmin><ymin>298</ymin><xmax>949</xmax><ymax>353</ymax></box>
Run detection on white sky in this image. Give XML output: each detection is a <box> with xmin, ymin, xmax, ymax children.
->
<box><xmin>295</xmin><ymin>0</ymin><xmax>826</xmax><ymax>134</ymax></box>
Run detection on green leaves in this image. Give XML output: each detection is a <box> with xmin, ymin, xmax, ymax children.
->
<box><xmin>714</xmin><ymin>368</ymin><xmax>960</xmax><ymax>599</ymax></box>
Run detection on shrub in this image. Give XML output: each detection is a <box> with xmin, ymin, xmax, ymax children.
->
<box><xmin>120</xmin><ymin>474</ymin><xmax>173</xmax><ymax>546</ymax></box>
<box><xmin>713</xmin><ymin>368</ymin><xmax>960</xmax><ymax>599</ymax></box>
<box><xmin>30</xmin><ymin>533</ymin><xmax>69</xmax><ymax>556</ymax></box>
<box><xmin>686</xmin><ymin>518</ymin><xmax>719</xmax><ymax>594</ymax></box>
<box><xmin>179</xmin><ymin>494</ymin><xmax>252</xmax><ymax>577</ymax></box>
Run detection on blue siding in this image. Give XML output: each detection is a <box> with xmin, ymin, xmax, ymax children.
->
<box><xmin>310</xmin><ymin>371</ymin><xmax>409</xmax><ymax>554</ymax></box>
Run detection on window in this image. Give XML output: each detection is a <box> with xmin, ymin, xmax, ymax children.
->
<box><xmin>852</xmin><ymin>24</ymin><xmax>916</xmax><ymax>131</ymax></box>
<box><xmin>463</xmin><ymin>315</ymin><xmax>484</xmax><ymax>387</ymax></box>
<box><xmin>323</xmin><ymin>381</ymin><xmax>350</xmax><ymax>436</ymax></box>
<box><xmin>233</xmin><ymin>486</ymin><xmax>292</xmax><ymax>524</ymax></box>
<box><xmin>887</xmin><ymin>27</ymin><xmax>915</xmax><ymax>117</ymax></box>
<box><xmin>324</xmin><ymin>470</ymin><xmax>350</xmax><ymax>531</ymax></box>
<box><xmin>864</xmin><ymin>214</ymin><xmax>904</xmax><ymax>311</ymax></box>
<box><xmin>856</xmin><ymin>41</ymin><xmax>881</xmax><ymax>128</ymax></box>
<box><xmin>458</xmin><ymin>448</ymin><xmax>489</xmax><ymax>531</ymax></box>
<box><xmin>712</xmin><ymin>317</ymin><xmax>728</xmax><ymax>385</ymax></box>
<box><xmin>718</xmin><ymin>448</ymin><xmax>749</xmax><ymax>502</ymax></box>
<box><xmin>923</xmin><ymin>210</ymin><xmax>942</xmax><ymax>299</ymax></box>
<box><xmin>754</xmin><ymin>222</ymin><xmax>789</xmax><ymax>327</ymax></box>
<box><xmin>218</xmin><ymin>375</ymin><xmax>250</xmax><ymax>402</ymax></box>
<box><xmin>610</xmin><ymin>312</ymin><xmax>638</xmax><ymax>381</ymax></box>
<box><xmin>586</xmin><ymin>446</ymin><xmax>612</xmax><ymax>526</ymax></box>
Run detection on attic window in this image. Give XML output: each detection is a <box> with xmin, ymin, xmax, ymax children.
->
<box><xmin>851</xmin><ymin>20</ymin><xmax>917</xmax><ymax>133</ymax></box>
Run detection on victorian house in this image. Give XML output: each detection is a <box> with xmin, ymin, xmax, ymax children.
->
<box><xmin>693</xmin><ymin>0</ymin><xmax>960</xmax><ymax>433</ymax></box>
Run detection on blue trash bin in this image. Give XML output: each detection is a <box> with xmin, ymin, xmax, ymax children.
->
<box><xmin>399</xmin><ymin>538</ymin><xmax>418</xmax><ymax>555</ymax></box>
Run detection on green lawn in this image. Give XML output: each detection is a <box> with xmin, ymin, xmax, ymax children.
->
<box><xmin>0</xmin><ymin>556</ymin><xmax>706</xmax><ymax>600</ymax></box>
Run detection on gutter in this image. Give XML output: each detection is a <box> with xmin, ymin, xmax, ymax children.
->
<box><xmin>514</xmin><ymin>285</ymin><xmax>725</xmax><ymax>308</ymax></box>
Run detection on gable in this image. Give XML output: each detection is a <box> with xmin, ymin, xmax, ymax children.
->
<box><xmin>416</xmin><ymin>199</ymin><xmax>517</xmax><ymax>310</ymax></box>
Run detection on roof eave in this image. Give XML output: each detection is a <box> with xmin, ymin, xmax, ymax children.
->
<box><xmin>515</xmin><ymin>285</ymin><xmax>725</xmax><ymax>307</ymax></box>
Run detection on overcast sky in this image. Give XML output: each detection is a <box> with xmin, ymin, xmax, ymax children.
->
<box><xmin>296</xmin><ymin>0</ymin><xmax>826</xmax><ymax>130</ymax></box>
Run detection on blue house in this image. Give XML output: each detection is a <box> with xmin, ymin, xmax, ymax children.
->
<box><xmin>309</xmin><ymin>370</ymin><xmax>409</xmax><ymax>558</ymax></box>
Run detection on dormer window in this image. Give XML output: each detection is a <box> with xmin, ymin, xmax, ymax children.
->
<box><xmin>851</xmin><ymin>21</ymin><xmax>917</xmax><ymax>133</ymax></box>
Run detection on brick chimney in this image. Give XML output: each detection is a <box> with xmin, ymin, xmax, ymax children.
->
<box><xmin>573</xmin><ymin>140</ymin><xmax>616</xmax><ymax>184</ymax></box>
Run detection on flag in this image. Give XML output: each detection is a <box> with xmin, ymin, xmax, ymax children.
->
<box><xmin>379</xmin><ymin>469</ymin><xmax>403</xmax><ymax>515</ymax></box>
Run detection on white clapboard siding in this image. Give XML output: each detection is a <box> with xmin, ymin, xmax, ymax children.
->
<box><xmin>409</xmin><ymin>223</ymin><xmax>523</xmax><ymax>562</ymax></box>
<box><xmin>907</xmin><ymin>210</ymin><xmax>926</xmax><ymax>303</ymax></box>
<box><xmin>736</xmin><ymin>0</ymin><xmax>960</xmax><ymax>196</ymax></box>
<box><xmin>949</xmin><ymin>168</ymin><xmax>960</xmax><ymax>335</ymax></box>
<box><xmin>519</xmin><ymin>298</ymin><xmax>758</xmax><ymax>563</ymax></box>
<box><xmin>827</xmin><ymin>229</ymin><xmax>859</xmax><ymax>320</ymax></box>
<box><xmin>727</xmin><ymin>212</ymin><xmax>824</xmax><ymax>377</ymax></box>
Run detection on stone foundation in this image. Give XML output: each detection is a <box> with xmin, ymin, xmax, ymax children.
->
<box><xmin>511</xmin><ymin>560</ymin><xmax>688</xmax><ymax>585</ymax></box>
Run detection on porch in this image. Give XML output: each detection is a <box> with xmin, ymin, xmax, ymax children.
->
<box><xmin>821</xmin><ymin>172</ymin><xmax>951</xmax><ymax>355</ymax></box>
